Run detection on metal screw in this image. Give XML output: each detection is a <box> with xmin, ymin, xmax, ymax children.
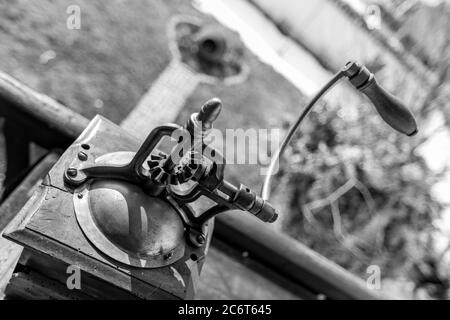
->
<box><xmin>66</xmin><ymin>168</ymin><xmax>78</xmax><ymax>178</ymax></box>
<box><xmin>78</xmin><ymin>152</ymin><xmax>88</xmax><ymax>161</ymax></box>
<box><xmin>197</xmin><ymin>235</ymin><xmax>206</xmax><ymax>245</ymax></box>
<box><xmin>77</xmin><ymin>193</ymin><xmax>83</xmax><ymax>199</ymax></box>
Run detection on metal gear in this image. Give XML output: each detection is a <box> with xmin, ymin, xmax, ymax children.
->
<box><xmin>147</xmin><ymin>151</ymin><xmax>206</xmax><ymax>186</ymax></box>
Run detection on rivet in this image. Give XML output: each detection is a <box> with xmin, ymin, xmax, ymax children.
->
<box><xmin>197</xmin><ymin>235</ymin><xmax>206</xmax><ymax>245</ymax></box>
<box><xmin>78</xmin><ymin>152</ymin><xmax>88</xmax><ymax>161</ymax></box>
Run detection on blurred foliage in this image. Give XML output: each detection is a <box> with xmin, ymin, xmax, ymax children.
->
<box><xmin>275</xmin><ymin>94</ymin><xmax>447</xmax><ymax>299</ymax></box>
<box><xmin>270</xmin><ymin>1</ymin><xmax>450</xmax><ymax>299</ymax></box>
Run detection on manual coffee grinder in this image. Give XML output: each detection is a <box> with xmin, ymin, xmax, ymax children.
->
<box><xmin>3</xmin><ymin>98</ymin><xmax>278</xmax><ymax>299</ymax></box>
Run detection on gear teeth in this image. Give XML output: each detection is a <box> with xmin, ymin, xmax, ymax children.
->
<box><xmin>150</xmin><ymin>166</ymin><xmax>169</xmax><ymax>184</ymax></box>
<box><xmin>147</xmin><ymin>160</ymin><xmax>160</xmax><ymax>169</ymax></box>
<box><xmin>158</xmin><ymin>152</ymin><xmax>168</xmax><ymax>159</ymax></box>
<box><xmin>178</xmin><ymin>171</ymin><xmax>188</xmax><ymax>182</ymax></box>
<box><xmin>147</xmin><ymin>151</ymin><xmax>201</xmax><ymax>186</ymax></box>
<box><xmin>151</xmin><ymin>167</ymin><xmax>162</xmax><ymax>180</ymax></box>
<box><xmin>147</xmin><ymin>152</ymin><xmax>170</xmax><ymax>184</ymax></box>
<box><xmin>176</xmin><ymin>173</ymin><xmax>184</xmax><ymax>184</ymax></box>
<box><xmin>188</xmin><ymin>163</ymin><xmax>199</xmax><ymax>170</ymax></box>
<box><xmin>169</xmin><ymin>174</ymin><xmax>180</xmax><ymax>185</ymax></box>
<box><xmin>160</xmin><ymin>172</ymin><xmax>169</xmax><ymax>184</ymax></box>
<box><xmin>183</xmin><ymin>166</ymin><xmax>193</xmax><ymax>179</ymax></box>
<box><xmin>153</xmin><ymin>171</ymin><xmax>169</xmax><ymax>184</ymax></box>
<box><xmin>150</xmin><ymin>154</ymin><xmax>164</xmax><ymax>161</ymax></box>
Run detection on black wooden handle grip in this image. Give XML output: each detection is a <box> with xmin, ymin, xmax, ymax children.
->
<box><xmin>346</xmin><ymin>62</ymin><xmax>418</xmax><ymax>136</ymax></box>
<box><xmin>359</xmin><ymin>77</ymin><xmax>417</xmax><ymax>136</ymax></box>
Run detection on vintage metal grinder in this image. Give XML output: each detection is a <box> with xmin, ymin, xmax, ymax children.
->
<box><xmin>3</xmin><ymin>98</ymin><xmax>278</xmax><ymax>299</ymax></box>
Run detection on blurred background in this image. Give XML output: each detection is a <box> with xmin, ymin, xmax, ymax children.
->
<box><xmin>0</xmin><ymin>0</ymin><xmax>449</xmax><ymax>299</ymax></box>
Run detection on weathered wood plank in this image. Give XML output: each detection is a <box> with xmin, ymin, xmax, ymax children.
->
<box><xmin>0</xmin><ymin>71</ymin><xmax>89</xmax><ymax>148</ymax></box>
<box><xmin>215</xmin><ymin>211</ymin><xmax>381</xmax><ymax>299</ymax></box>
<box><xmin>0</xmin><ymin>238</ymin><xmax>21</xmax><ymax>299</ymax></box>
<box><xmin>0</xmin><ymin>153</ymin><xmax>60</xmax><ymax>298</ymax></box>
<box><xmin>0</xmin><ymin>152</ymin><xmax>60</xmax><ymax>231</ymax></box>
<box><xmin>5</xmin><ymin>269</ymin><xmax>93</xmax><ymax>300</ymax></box>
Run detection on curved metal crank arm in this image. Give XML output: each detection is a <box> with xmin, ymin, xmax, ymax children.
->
<box><xmin>181</xmin><ymin>203</ymin><xmax>223</xmax><ymax>248</ymax></box>
<box><xmin>165</xmin><ymin>195</ymin><xmax>214</xmax><ymax>247</ymax></box>
<box><xmin>64</xmin><ymin>124</ymin><xmax>182</xmax><ymax>187</ymax></box>
<box><xmin>128</xmin><ymin>124</ymin><xmax>183</xmax><ymax>177</ymax></box>
<box><xmin>195</xmin><ymin>205</ymin><xmax>230</xmax><ymax>225</ymax></box>
<box><xmin>167</xmin><ymin>188</ymin><xmax>230</xmax><ymax>226</ymax></box>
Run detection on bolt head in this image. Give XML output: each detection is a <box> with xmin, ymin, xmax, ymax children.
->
<box><xmin>66</xmin><ymin>168</ymin><xmax>78</xmax><ymax>178</ymax></box>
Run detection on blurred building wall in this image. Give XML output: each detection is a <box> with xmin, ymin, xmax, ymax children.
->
<box><xmin>250</xmin><ymin>0</ymin><xmax>435</xmax><ymax>109</ymax></box>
